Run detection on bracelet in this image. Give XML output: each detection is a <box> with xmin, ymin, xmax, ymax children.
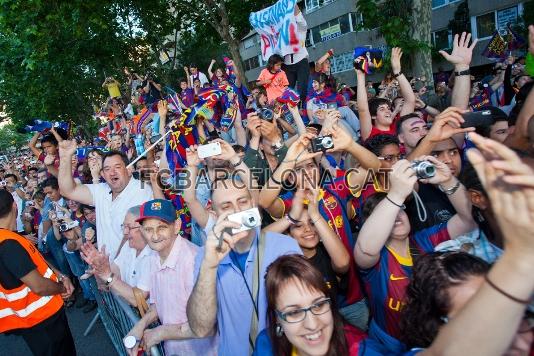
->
<box><xmin>438</xmin><ymin>180</ymin><xmax>460</xmax><ymax>195</ymax></box>
<box><xmin>386</xmin><ymin>195</ymin><xmax>406</xmax><ymax>209</ymax></box>
<box><xmin>310</xmin><ymin>216</ymin><xmax>321</xmax><ymax>225</ymax></box>
<box><xmin>392</xmin><ymin>72</ymin><xmax>403</xmax><ymax>78</ymax></box>
<box><xmin>231</xmin><ymin>157</ymin><xmax>243</xmax><ymax>168</ymax></box>
<box><xmin>286</xmin><ymin>213</ymin><xmax>300</xmax><ymax>224</ymax></box>
<box><xmin>485</xmin><ymin>275</ymin><xmax>531</xmax><ymax>305</ymax></box>
<box><xmin>423</xmin><ymin>103</ymin><xmax>428</xmax><ymax>110</ymax></box>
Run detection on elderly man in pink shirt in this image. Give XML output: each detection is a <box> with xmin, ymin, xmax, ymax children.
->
<box><xmin>125</xmin><ymin>199</ymin><xmax>217</xmax><ymax>356</ymax></box>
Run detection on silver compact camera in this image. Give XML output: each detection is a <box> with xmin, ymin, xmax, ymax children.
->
<box><xmin>228</xmin><ymin>207</ymin><xmax>262</xmax><ymax>234</ymax></box>
<box><xmin>59</xmin><ymin>220</ymin><xmax>79</xmax><ymax>233</ymax></box>
<box><xmin>310</xmin><ymin>135</ymin><xmax>334</xmax><ymax>152</ymax></box>
<box><xmin>411</xmin><ymin>160</ymin><xmax>436</xmax><ymax>180</ymax></box>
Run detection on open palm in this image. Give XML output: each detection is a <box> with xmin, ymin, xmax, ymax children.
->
<box><xmin>439</xmin><ymin>32</ymin><xmax>477</xmax><ymax>66</ymax></box>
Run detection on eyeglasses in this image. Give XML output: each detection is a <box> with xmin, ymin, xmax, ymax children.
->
<box><xmin>121</xmin><ymin>224</ymin><xmax>141</xmax><ymax>232</ymax></box>
<box><xmin>140</xmin><ymin>225</ymin><xmax>169</xmax><ymax>236</ymax></box>
<box><xmin>276</xmin><ymin>298</ymin><xmax>331</xmax><ymax>323</ymax></box>
<box><xmin>378</xmin><ymin>154</ymin><xmax>404</xmax><ymax>163</ymax></box>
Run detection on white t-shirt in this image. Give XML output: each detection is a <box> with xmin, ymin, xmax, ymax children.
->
<box><xmin>12</xmin><ymin>191</ymin><xmax>24</xmax><ymax>232</ymax></box>
<box><xmin>86</xmin><ymin>178</ymin><xmax>153</xmax><ymax>258</ymax></box>
<box><xmin>190</xmin><ymin>72</ymin><xmax>209</xmax><ymax>87</ymax></box>
<box><xmin>283</xmin><ymin>12</ymin><xmax>309</xmax><ymax>65</ymax></box>
<box><xmin>113</xmin><ymin>244</ymin><xmax>153</xmax><ymax>291</ymax></box>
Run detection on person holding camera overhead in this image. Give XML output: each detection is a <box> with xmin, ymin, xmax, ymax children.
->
<box><xmin>354</xmin><ymin>157</ymin><xmax>476</xmax><ymax>354</ymax></box>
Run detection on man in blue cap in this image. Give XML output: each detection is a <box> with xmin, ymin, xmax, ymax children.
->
<box><xmin>125</xmin><ymin>199</ymin><xmax>217</xmax><ymax>356</ymax></box>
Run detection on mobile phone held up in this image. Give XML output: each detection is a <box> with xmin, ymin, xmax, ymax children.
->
<box><xmin>197</xmin><ymin>142</ymin><xmax>222</xmax><ymax>159</ymax></box>
<box><xmin>461</xmin><ymin>110</ymin><xmax>493</xmax><ymax>128</ymax></box>
<box><xmin>227</xmin><ymin>207</ymin><xmax>262</xmax><ymax>234</ymax></box>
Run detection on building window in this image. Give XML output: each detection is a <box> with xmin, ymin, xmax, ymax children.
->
<box><xmin>243</xmin><ymin>36</ymin><xmax>256</xmax><ymax>50</ymax></box>
<box><xmin>476</xmin><ymin>12</ymin><xmax>496</xmax><ymax>39</ymax></box>
<box><xmin>305</xmin><ymin>0</ymin><xmax>335</xmax><ymax>14</ymax></box>
<box><xmin>305</xmin><ymin>29</ymin><xmax>313</xmax><ymax>47</ymax></box>
<box><xmin>244</xmin><ymin>56</ymin><xmax>260</xmax><ymax>71</ymax></box>
<box><xmin>472</xmin><ymin>5</ymin><xmax>521</xmax><ymax>40</ymax></box>
<box><xmin>311</xmin><ymin>14</ymin><xmax>353</xmax><ymax>44</ymax></box>
<box><xmin>330</xmin><ymin>52</ymin><xmax>353</xmax><ymax>74</ymax></box>
<box><xmin>432</xmin><ymin>0</ymin><xmax>459</xmax><ymax>9</ymax></box>
<box><xmin>432</xmin><ymin>29</ymin><xmax>452</xmax><ymax>49</ymax></box>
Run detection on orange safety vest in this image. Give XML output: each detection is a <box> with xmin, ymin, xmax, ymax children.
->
<box><xmin>0</xmin><ymin>229</ymin><xmax>63</xmax><ymax>333</ymax></box>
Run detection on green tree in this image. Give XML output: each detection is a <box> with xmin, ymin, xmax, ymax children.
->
<box><xmin>0</xmin><ymin>124</ymin><xmax>31</xmax><ymax>152</ymax></box>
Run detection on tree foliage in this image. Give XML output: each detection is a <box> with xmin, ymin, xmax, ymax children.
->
<box><xmin>0</xmin><ymin>0</ymin><xmax>270</xmax><ymax>129</ymax></box>
<box><xmin>0</xmin><ymin>124</ymin><xmax>31</xmax><ymax>152</ymax></box>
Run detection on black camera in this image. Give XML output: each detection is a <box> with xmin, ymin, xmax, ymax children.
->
<box><xmin>257</xmin><ymin>107</ymin><xmax>274</xmax><ymax>122</ymax></box>
<box><xmin>411</xmin><ymin>160</ymin><xmax>436</xmax><ymax>179</ymax></box>
<box><xmin>310</xmin><ymin>135</ymin><xmax>334</xmax><ymax>153</ymax></box>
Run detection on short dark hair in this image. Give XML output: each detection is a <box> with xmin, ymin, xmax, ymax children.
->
<box><xmin>362</xmin><ymin>192</ymin><xmax>387</xmax><ymax>222</ymax></box>
<box><xmin>232</xmin><ymin>145</ymin><xmax>245</xmax><ymax>154</ymax></box>
<box><xmin>42</xmin><ymin>176</ymin><xmax>59</xmax><ymax>190</ymax></box>
<box><xmin>102</xmin><ymin>150</ymin><xmax>129</xmax><ymax>167</ymax></box>
<box><xmin>81</xmin><ymin>204</ymin><xmax>95</xmax><ymax>213</ymax></box>
<box><xmin>134</xmin><ymin>156</ymin><xmax>147</xmax><ymax>170</ymax></box>
<box><xmin>396</xmin><ymin>113</ymin><xmax>421</xmax><ymax>134</ymax></box>
<box><xmin>369</xmin><ymin>98</ymin><xmax>391</xmax><ymax>117</ymax></box>
<box><xmin>4</xmin><ymin>173</ymin><xmax>18</xmax><ymax>182</ymax></box>
<box><xmin>41</xmin><ymin>134</ymin><xmax>58</xmax><ymax>147</ymax></box>
<box><xmin>28</xmin><ymin>167</ymin><xmax>38</xmax><ymax>173</ymax></box>
<box><xmin>0</xmin><ymin>190</ymin><xmax>14</xmax><ymax>219</ymax></box>
<box><xmin>363</xmin><ymin>134</ymin><xmax>399</xmax><ymax>156</ymax></box>
<box><xmin>266</xmin><ymin>54</ymin><xmax>284</xmax><ymax>71</ymax></box>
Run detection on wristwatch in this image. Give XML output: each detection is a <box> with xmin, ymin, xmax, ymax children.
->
<box><xmin>438</xmin><ymin>180</ymin><xmax>461</xmax><ymax>195</ymax></box>
<box><xmin>392</xmin><ymin>72</ymin><xmax>403</xmax><ymax>78</ymax></box>
<box><xmin>454</xmin><ymin>69</ymin><xmax>470</xmax><ymax>76</ymax></box>
<box><xmin>105</xmin><ymin>273</ymin><xmax>115</xmax><ymax>286</ymax></box>
<box><xmin>271</xmin><ymin>139</ymin><xmax>284</xmax><ymax>150</ymax></box>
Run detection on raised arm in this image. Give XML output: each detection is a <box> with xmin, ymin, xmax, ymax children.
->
<box><xmin>439</xmin><ymin>32</ymin><xmax>477</xmax><ymax>110</ymax></box>
<box><xmin>315</xmin><ymin>50</ymin><xmax>333</xmax><ymax>72</ymax></box>
<box><xmin>391</xmin><ymin>48</ymin><xmax>416</xmax><ymax>116</ymax></box>
<box><xmin>29</xmin><ymin>132</ymin><xmax>42</xmax><ymax>158</ymax></box>
<box><xmin>354</xmin><ymin>160</ymin><xmax>417</xmax><ymax>269</ymax></box>
<box><xmin>287</xmin><ymin>104</ymin><xmax>306</xmax><ymax>134</ymax></box>
<box><xmin>182</xmin><ymin>146</ymin><xmax>210</xmax><ymax>228</ymax></box>
<box><xmin>57</xmin><ymin>140</ymin><xmax>94</xmax><ymax>205</ymax></box>
<box><xmin>208</xmin><ymin>59</ymin><xmax>216</xmax><ymax>79</ymax></box>
<box><xmin>355</xmin><ymin>69</ymin><xmax>373</xmax><ymax>141</ymax></box>
<box><xmin>233</xmin><ymin>104</ymin><xmax>247</xmax><ymax>147</ymax></box>
<box><xmin>184</xmin><ymin>67</ymin><xmax>192</xmax><ymax>88</ymax></box>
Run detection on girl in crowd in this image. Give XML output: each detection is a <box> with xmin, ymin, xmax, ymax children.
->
<box><xmin>257</xmin><ymin>54</ymin><xmax>289</xmax><ymax>103</ymax></box>
<box><xmin>263</xmin><ymin>187</ymin><xmax>350</xmax><ymax>299</ymax></box>
<box><xmin>354</xmin><ymin>156</ymin><xmax>476</xmax><ymax>352</ymax></box>
<box><xmin>254</xmin><ymin>254</ymin><xmax>366</xmax><ymax>356</ymax></box>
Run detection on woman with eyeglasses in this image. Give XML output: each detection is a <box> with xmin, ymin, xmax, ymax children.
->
<box><xmin>354</xmin><ymin>158</ymin><xmax>476</xmax><ymax>353</ymax></box>
<box><xmin>400</xmin><ymin>252</ymin><xmax>533</xmax><ymax>355</ymax></box>
<box><xmin>253</xmin><ymin>254</ymin><xmax>367</xmax><ymax>356</ymax></box>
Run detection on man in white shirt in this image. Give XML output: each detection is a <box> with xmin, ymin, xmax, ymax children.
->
<box><xmin>189</xmin><ymin>64</ymin><xmax>209</xmax><ymax>87</ymax></box>
<box><xmin>283</xmin><ymin>5</ymin><xmax>309</xmax><ymax>102</ymax></box>
<box><xmin>57</xmin><ymin>141</ymin><xmax>153</xmax><ymax>258</ymax></box>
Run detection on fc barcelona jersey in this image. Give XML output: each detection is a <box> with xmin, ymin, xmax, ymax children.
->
<box><xmin>361</xmin><ymin>223</ymin><xmax>450</xmax><ymax>339</ymax></box>
<box><xmin>279</xmin><ymin>178</ymin><xmax>364</xmax><ymax>306</ymax></box>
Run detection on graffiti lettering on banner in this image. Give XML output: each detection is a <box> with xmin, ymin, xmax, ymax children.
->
<box><xmin>249</xmin><ymin>0</ymin><xmax>303</xmax><ymax>60</ymax></box>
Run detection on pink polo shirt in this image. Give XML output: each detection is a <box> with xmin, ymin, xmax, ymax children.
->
<box><xmin>149</xmin><ymin>237</ymin><xmax>218</xmax><ymax>355</ymax></box>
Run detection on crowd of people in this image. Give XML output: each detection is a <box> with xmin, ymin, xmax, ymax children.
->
<box><xmin>1</xmin><ymin>3</ymin><xmax>534</xmax><ymax>354</ymax></box>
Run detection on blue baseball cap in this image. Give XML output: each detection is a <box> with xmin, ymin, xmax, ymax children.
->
<box><xmin>136</xmin><ymin>199</ymin><xmax>176</xmax><ymax>223</ymax></box>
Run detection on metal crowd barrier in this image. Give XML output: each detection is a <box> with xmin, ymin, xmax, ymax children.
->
<box><xmin>86</xmin><ymin>276</ymin><xmax>164</xmax><ymax>356</ymax></box>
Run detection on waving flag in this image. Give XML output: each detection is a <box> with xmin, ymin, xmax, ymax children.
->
<box><xmin>24</xmin><ymin>119</ymin><xmax>70</xmax><ymax>133</ymax></box>
<box><xmin>131</xmin><ymin>107</ymin><xmax>153</xmax><ymax>134</ymax></box>
<box><xmin>506</xmin><ymin>24</ymin><xmax>526</xmax><ymax>51</ymax></box>
<box><xmin>165</xmin><ymin>114</ymin><xmax>202</xmax><ymax>174</ymax></box>
<box><xmin>482</xmin><ymin>31</ymin><xmax>507</xmax><ymax>60</ymax></box>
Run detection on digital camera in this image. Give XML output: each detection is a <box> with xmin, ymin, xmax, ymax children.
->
<box><xmin>0</xmin><ymin>181</ymin><xmax>6</xmax><ymax>187</ymax></box>
<box><xmin>59</xmin><ymin>220</ymin><xmax>79</xmax><ymax>233</ymax></box>
<box><xmin>310</xmin><ymin>135</ymin><xmax>334</xmax><ymax>153</ymax></box>
<box><xmin>197</xmin><ymin>142</ymin><xmax>222</xmax><ymax>159</ymax></box>
<box><xmin>411</xmin><ymin>160</ymin><xmax>436</xmax><ymax>180</ymax></box>
<box><xmin>228</xmin><ymin>207</ymin><xmax>262</xmax><ymax>234</ymax></box>
<box><xmin>257</xmin><ymin>107</ymin><xmax>274</xmax><ymax>122</ymax></box>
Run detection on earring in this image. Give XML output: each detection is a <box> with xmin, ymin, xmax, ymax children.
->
<box><xmin>275</xmin><ymin>324</ymin><xmax>283</xmax><ymax>337</ymax></box>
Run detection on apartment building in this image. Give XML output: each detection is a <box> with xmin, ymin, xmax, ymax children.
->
<box><xmin>239</xmin><ymin>0</ymin><xmax>525</xmax><ymax>86</ymax></box>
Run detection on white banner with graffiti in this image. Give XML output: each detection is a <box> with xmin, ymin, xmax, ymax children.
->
<box><xmin>249</xmin><ymin>0</ymin><xmax>304</xmax><ymax>60</ymax></box>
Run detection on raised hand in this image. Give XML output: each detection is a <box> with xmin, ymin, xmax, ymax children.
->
<box><xmin>43</xmin><ymin>154</ymin><xmax>56</xmax><ymax>166</ymax></box>
<box><xmin>390</xmin><ymin>47</ymin><xmax>403</xmax><ymax>74</ymax></box>
<box><xmin>157</xmin><ymin>100</ymin><xmax>168</xmax><ymax>118</ymax></box>
<box><xmin>425</xmin><ymin>107</ymin><xmax>474</xmax><ymax>143</ymax></box>
<box><xmin>185</xmin><ymin>145</ymin><xmax>203</xmax><ymax>167</ymax></box>
<box><xmin>203</xmin><ymin>211</ymin><xmax>244</xmax><ymax>269</ymax></box>
<box><xmin>415</xmin><ymin>155</ymin><xmax>453</xmax><ymax>185</ymax></box>
<box><xmin>322</xmin><ymin>122</ymin><xmax>353</xmax><ymax>152</ymax></box>
<box><xmin>439</xmin><ymin>32</ymin><xmax>477</xmax><ymax>69</ymax></box>
<box><xmin>246</xmin><ymin>114</ymin><xmax>261</xmax><ymax>139</ymax></box>
<box><xmin>58</xmin><ymin>140</ymin><xmax>77</xmax><ymax>159</ymax></box>
<box><xmin>214</xmin><ymin>139</ymin><xmax>237</xmax><ymax>162</ymax></box>
<box><xmin>289</xmin><ymin>188</ymin><xmax>306</xmax><ymax>221</ymax></box>
<box><xmin>259</xmin><ymin>119</ymin><xmax>282</xmax><ymax>142</ymax></box>
<box><xmin>284</xmin><ymin>133</ymin><xmax>321</xmax><ymax>165</ymax></box>
<box><xmin>388</xmin><ymin>160</ymin><xmax>418</xmax><ymax>203</ymax></box>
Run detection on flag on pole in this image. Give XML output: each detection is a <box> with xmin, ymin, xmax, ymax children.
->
<box><xmin>506</xmin><ymin>24</ymin><xmax>526</xmax><ymax>51</ymax></box>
